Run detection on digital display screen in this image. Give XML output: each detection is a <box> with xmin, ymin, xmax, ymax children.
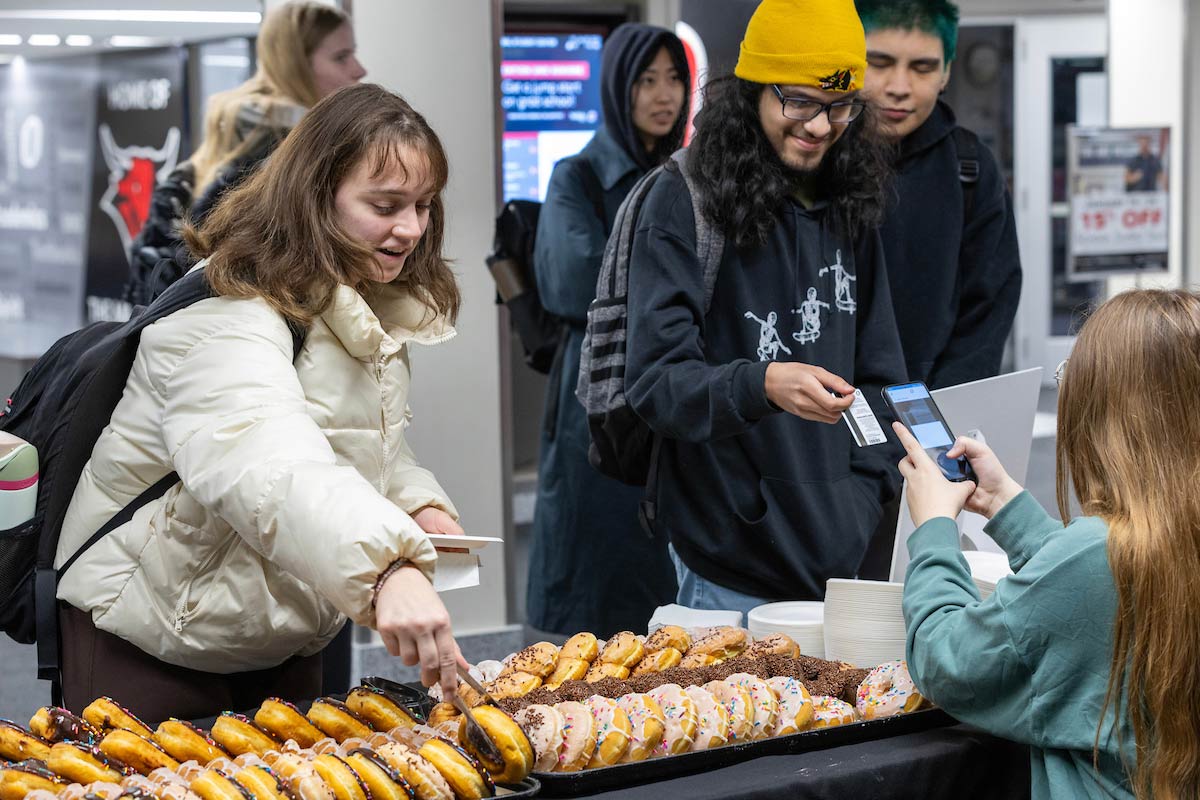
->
<box><xmin>500</xmin><ymin>33</ymin><xmax>604</xmax><ymax>201</ymax></box>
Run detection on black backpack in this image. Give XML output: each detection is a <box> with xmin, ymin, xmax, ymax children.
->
<box><xmin>486</xmin><ymin>157</ymin><xmax>604</xmax><ymax>374</ymax></box>
<box><xmin>0</xmin><ymin>265</ymin><xmax>304</xmax><ymax>700</ymax></box>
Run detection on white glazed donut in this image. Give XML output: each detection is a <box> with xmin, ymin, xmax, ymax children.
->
<box><xmin>856</xmin><ymin>660</ymin><xmax>925</xmax><ymax>720</ymax></box>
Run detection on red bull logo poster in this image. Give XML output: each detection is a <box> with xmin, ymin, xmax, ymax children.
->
<box><xmin>85</xmin><ymin>48</ymin><xmax>187</xmax><ymax>323</ymax></box>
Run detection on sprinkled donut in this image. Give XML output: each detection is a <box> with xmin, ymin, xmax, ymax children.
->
<box><xmin>722</xmin><ymin>673</ymin><xmax>778</xmax><ymax>740</ymax></box>
<box><xmin>645</xmin><ymin>684</ymin><xmax>697</xmax><ymax>756</ymax></box>
<box><xmin>810</xmin><ymin>696</ymin><xmax>857</xmax><ymax>729</ymax></box>
<box><xmin>765</xmin><ymin>676</ymin><xmax>813</xmax><ymax>736</ymax></box>
<box><xmin>856</xmin><ymin>660</ymin><xmax>925</xmax><ymax>720</ymax></box>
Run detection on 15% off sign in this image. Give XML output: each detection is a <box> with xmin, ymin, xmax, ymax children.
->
<box><xmin>1071</xmin><ymin>192</ymin><xmax>1168</xmax><ymax>256</ymax></box>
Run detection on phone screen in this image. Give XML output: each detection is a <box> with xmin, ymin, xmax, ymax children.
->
<box><xmin>882</xmin><ymin>382</ymin><xmax>975</xmax><ymax>482</ymax></box>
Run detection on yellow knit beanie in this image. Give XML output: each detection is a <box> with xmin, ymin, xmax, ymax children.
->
<box><xmin>735</xmin><ymin>0</ymin><xmax>866</xmax><ymax>92</ymax></box>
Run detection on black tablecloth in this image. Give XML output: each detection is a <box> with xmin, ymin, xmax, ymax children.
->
<box><xmin>545</xmin><ymin>725</ymin><xmax>1030</xmax><ymax>800</ymax></box>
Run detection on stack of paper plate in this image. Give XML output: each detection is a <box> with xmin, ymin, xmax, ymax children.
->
<box><xmin>746</xmin><ymin>601</ymin><xmax>825</xmax><ymax>658</ymax></box>
<box><xmin>823</xmin><ymin>579</ymin><xmax>907</xmax><ymax>668</ymax></box>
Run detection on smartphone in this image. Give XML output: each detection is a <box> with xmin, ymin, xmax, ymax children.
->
<box><xmin>881</xmin><ymin>382</ymin><xmax>976</xmax><ymax>483</ymax></box>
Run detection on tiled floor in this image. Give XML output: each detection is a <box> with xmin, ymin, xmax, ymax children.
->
<box><xmin>0</xmin><ymin>387</ymin><xmax>1065</xmax><ymax>720</ymax></box>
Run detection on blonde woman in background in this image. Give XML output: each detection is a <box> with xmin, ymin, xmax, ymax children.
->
<box><xmin>896</xmin><ymin>288</ymin><xmax>1200</xmax><ymax>799</ymax></box>
<box><xmin>125</xmin><ymin>0</ymin><xmax>365</xmax><ymax>305</ymax></box>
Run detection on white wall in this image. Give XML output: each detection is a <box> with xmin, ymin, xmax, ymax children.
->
<box><xmin>1106</xmin><ymin>0</ymin><xmax>1187</xmax><ymax>292</ymax></box>
<box><xmin>353</xmin><ymin>0</ymin><xmax>507</xmax><ymax>635</ymax></box>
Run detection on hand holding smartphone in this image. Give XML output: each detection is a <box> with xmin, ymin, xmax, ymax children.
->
<box><xmin>881</xmin><ymin>382</ymin><xmax>977</xmax><ymax>483</ymax></box>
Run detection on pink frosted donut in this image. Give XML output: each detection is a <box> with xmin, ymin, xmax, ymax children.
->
<box><xmin>614</xmin><ymin>694</ymin><xmax>665</xmax><ymax>763</ymax></box>
<box><xmin>645</xmin><ymin>684</ymin><xmax>697</xmax><ymax>756</ymax></box>
<box><xmin>856</xmin><ymin>660</ymin><xmax>925</xmax><ymax>720</ymax></box>
<box><xmin>512</xmin><ymin>704</ymin><xmax>565</xmax><ymax>774</ymax></box>
<box><xmin>702</xmin><ymin>680</ymin><xmax>754</xmax><ymax>743</ymax></box>
<box><xmin>811</xmin><ymin>696</ymin><xmax>857</xmax><ymax>729</ymax></box>
<box><xmin>682</xmin><ymin>685</ymin><xmax>730</xmax><ymax>751</ymax></box>
<box><xmin>765</xmin><ymin>676</ymin><xmax>813</xmax><ymax>736</ymax></box>
<box><xmin>723</xmin><ymin>673</ymin><xmax>778</xmax><ymax>740</ymax></box>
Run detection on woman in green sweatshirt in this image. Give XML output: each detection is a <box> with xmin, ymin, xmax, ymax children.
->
<box><xmin>894</xmin><ymin>288</ymin><xmax>1200</xmax><ymax>800</ymax></box>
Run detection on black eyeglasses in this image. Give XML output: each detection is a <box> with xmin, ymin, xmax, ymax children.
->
<box><xmin>772</xmin><ymin>85</ymin><xmax>865</xmax><ymax>124</ymax></box>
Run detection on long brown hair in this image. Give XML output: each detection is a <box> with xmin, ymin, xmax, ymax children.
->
<box><xmin>1056</xmin><ymin>289</ymin><xmax>1200</xmax><ymax>799</ymax></box>
<box><xmin>184</xmin><ymin>83</ymin><xmax>460</xmax><ymax>326</ymax></box>
<box><xmin>190</xmin><ymin>1</ymin><xmax>349</xmax><ymax>190</ymax></box>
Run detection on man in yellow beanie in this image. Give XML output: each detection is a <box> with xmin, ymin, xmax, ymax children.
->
<box><xmin>620</xmin><ymin>0</ymin><xmax>907</xmax><ymax>617</ymax></box>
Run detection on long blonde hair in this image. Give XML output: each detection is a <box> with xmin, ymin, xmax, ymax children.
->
<box><xmin>1056</xmin><ymin>289</ymin><xmax>1200</xmax><ymax>799</ymax></box>
<box><xmin>189</xmin><ymin>1</ymin><xmax>349</xmax><ymax>190</ymax></box>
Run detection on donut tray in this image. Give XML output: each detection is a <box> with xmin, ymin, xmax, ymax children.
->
<box><xmin>530</xmin><ymin>707</ymin><xmax>955</xmax><ymax>797</ymax></box>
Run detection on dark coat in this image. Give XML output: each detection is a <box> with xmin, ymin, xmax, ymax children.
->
<box><xmin>624</xmin><ymin>165</ymin><xmax>907</xmax><ymax>600</ymax></box>
<box><xmin>880</xmin><ymin>101</ymin><xmax>1022</xmax><ymax>389</ymax></box>
<box><xmin>123</xmin><ymin>162</ymin><xmax>194</xmax><ymax>306</ymax></box>
<box><xmin>526</xmin><ymin>128</ymin><xmax>678</xmax><ymax>636</ymax></box>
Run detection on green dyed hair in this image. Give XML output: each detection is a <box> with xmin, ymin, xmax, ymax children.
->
<box><xmin>855</xmin><ymin>0</ymin><xmax>960</xmax><ymax>64</ymax></box>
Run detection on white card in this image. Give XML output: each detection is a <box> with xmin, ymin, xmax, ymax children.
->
<box><xmin>842</xmin><ymin>388</ymin><xmax>888</xmax><ymax>447</ymax></box>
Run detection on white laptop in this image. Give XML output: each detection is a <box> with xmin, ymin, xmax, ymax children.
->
<box><xmin>888</xmin><ymin>367</ymin><xmax>1043</xmax><ymax>582</ymax></box>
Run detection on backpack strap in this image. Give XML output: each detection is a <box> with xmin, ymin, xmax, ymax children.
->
<box><xmin>950</xmin><ymin>127</ymin><xmax>981</xmax><ymax>220</ymax></box>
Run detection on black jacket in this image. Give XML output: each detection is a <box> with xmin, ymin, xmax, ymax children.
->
<box><xmin>625</xmin><ymin>166</ymin><xmax>907</xmax><ymax>600</ymax></box>
<box><xmin>880</xmin><ymin>101</ymin><xmax>1021</xmax><ymax>389</ymax></box>
<box><xmin>123</xmin><ymin>162</ymin><xmax>194</xmax><ymax>306</ymax></box>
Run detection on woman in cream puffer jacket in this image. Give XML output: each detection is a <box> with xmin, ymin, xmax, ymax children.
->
<box><xmin>55</xmin><ymin>84</ymin><xmax>469</xmax><ymax>720</ymax></box>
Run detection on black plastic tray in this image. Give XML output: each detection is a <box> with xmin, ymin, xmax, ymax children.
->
<box><xmin>531</xmin><ymin>707</ymin><xmax>956</xmax><ymax>797</ymax></box>
<box><xmin>496</xmin><ymin>776</ymin><xmax>541</xmax><ymax>797</ymax></box>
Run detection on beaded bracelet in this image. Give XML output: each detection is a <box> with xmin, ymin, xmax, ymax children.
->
<box><xmin>372</xmin><ymin>557</ymin><xmax>409</xmax><ymax>609</ymax></box>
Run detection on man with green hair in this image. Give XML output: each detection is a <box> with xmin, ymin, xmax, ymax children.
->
<box><xmin>854</xmin><ymin>0</ymin><xmax>1022</xmax><ymax>581</ymax></box>
<box><xmin>856</xmin><ymin>0</ymin><xmax>1021</xmax><ymax>390</ymax></box>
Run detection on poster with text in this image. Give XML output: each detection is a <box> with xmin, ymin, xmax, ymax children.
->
<box><xmin>1067</xmin><ymin>126</ymin><xmax>1169</xmax><ymax>280</ymax></box>
<box><xmin>84</xmin><ymin>47</ymin><xmax>187</xmax><ymax>323</ymax></box>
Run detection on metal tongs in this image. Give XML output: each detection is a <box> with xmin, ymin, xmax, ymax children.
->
<box><xmin>452</xmin><ymin>664</ymin><xmax>504</xmax><ymax>764</ymax></box>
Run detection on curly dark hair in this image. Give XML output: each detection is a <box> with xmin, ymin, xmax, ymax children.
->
<box><xmin>688</xmin><ymin>75</ymin><xmax>895</xmax><ymax>249</ymax></box>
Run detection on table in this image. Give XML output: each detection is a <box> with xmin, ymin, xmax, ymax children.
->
<box><xmin>543</xmin><ymin>725</ymin><xmax>1031</xmax><ymax>800</ymax></box>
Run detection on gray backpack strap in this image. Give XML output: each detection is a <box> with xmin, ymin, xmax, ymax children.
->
<box><xmin>669</xmin><ymin>149</ymin><xmax>725</xmax><ymax>314</ymax></box>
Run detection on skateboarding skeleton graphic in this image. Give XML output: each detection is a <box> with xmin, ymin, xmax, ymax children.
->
<box><xmin>791</xmin><ymin>287</ymin><xmax>830</xmax><ymax>345</ymax></box>
<box><xmin>819</xmin><ymin>249</ymin><xmax>857</xmax><ymax>314</ymax></box>
<box><xmin>744</xmin><ymin>310</ymin><xmax>793</xmax><ymax>361</ymax></box>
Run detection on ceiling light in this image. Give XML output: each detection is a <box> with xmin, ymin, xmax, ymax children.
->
<box><xmin>27</xmin><ymin>34</ymin><xmax>62</xmax><ymax>46</ymax></box>
<box><xmin>65</xmin><ymin>35</ymin><xmax>93</xmax><ymax>47</ymax></box>
<box><xmin>0</xmin><ymin>10</ymin><xmax>261</xmax><ymax>24</ymax></box>
<box><xmin>108</xmin><ymin>35</ymin><xmax>165</xmax><ymax>48</ymax></box>
<box><xmin>0</xmin><ymin>34</ymin><xmax>21</xmax><ymax>46</ymax></box>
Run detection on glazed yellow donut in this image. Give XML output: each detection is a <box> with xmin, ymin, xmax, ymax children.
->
<box><xmin>0</xmin><ymin>762</ymin><xmax>64</xmax><ymax>800</ymax></box>
<box><xmin>485</xmin><ymin>671</ymin><xmax>542</xmax><ymax>700</ymax></box>
<box><xmin>677</xmin><ymin>650</ymin><xmax>719</xmax><ymax>669</ymax></box>
<box><xmin>558</xmin><ymin>632</ymin><xmax>599</xmax><ymax>663</ymax></box>
<box><xmin>345</xmin><ymin>687</ymin><xmax>420</xmax><ymax>732</ymax></box>
<box><xmin>744</xmin><ymin>632</ymin><xmax>802</xmax><ymax>659</ymax></box>
<box><xmin>644</xmin><ymin>625</ymin><xmax>692</xmax><ymax>654</ymax></box>
<box><xmin>702</xmin><ymin>680</ymin><xmax>754</xmax><ymax>743</ymax></box>
<box><xmin>28</xmin><ymin>707</ymin><xmax>102</xmax><ymax>745</ymax></box>
<box><xmin>306</xmin><ymin>700</ymin><xmax>373</xmax><ymax>744</ymax></box>
<box><xmin>723</xmin><ymin>673</ymin><xmax>779</xmax><ymax>740</ymax></box>
<box><xmin>614</xmin><ymin>693</ymin><xmax>665</xmax><ymax>763</ymax></box>
<box><xmin>501</xmin><ymin>642</ymin><xmax>559</xmax><ymax>679</ymax></box>
<box><xmin>253</xmin><ymin>698</ymin><xmax>325</xmax><ymax>748</ymax></box>
<box><xmin>416</xmin><ymin>739</ymin><xmax>494</xmax><ymax>799</ymax></box>
<box><xmin>373</xmin><ymin>741</ymin><xmax>455</xmax><ymax>800</ymax></box>
<box><xmin>584</xmin><ymin>661</ymin><xmax>630</xmax><ymax>683</ymax></box>
<box><xmin>543</xmin><ymin>657</ymin><xmax>589</xmax><ymax>690</ymax></box>
<box><xmin>310</xmin><ymin>754</ymin><xmax>370</xmax><ymax>800</ymax></box>
<box><xmin>153</xmin><ymin>719</ymin><xmax>230</xmax><ymax>766</ymax></box>
<box><xmin>456</xmin><ymin>705</ymin><xmax>534</xmax><ymax>783</ymax></box>
<box><xmin>189</xmin><ymin>769</ymin><xmax>252</xmax><ymax>800</ymax></box>
<box><xmin>686</xmin><ymin>627</ymin><xmax>748</xmax><ymax>661</ymax></box>
<box><xmin>426</xmin><ymin>702</ymin><xmax>461</xmax><ymax>733</ymax></box>
<box><xmin>209</xmin><ymin>714</ymin><xmax>281</xmax><ymax>759</ymax></box>
<box><xmin>0</xmin><ymin>719</ymin><xmax>51</xmax><ymax>763</ymax></box>
<box><xmin>631</xmin><ymin>647</ymin><xmax>682</xmax><ymax>675</ymax></box>
<box><xmin>82</xmin><ymin>698</ymin><xmax>154</xmax><ymax>738</ymax></box>
<box><xmin>598</xmin><ymin>632</ymin><xmax>644</xmax><ymax>669</ymax></box>
<box><xmin>810</xmin><ymin>696</ymin><xmax>857</xmax><ymax>729</ymax></box>
<box><xmin>583</xmin><ymin>696</ymin><xmax>631</xmax><ymax>768</ymax></box>
<box><xmin>550</xmin><ymin>702</ymin><xmax>595</xmax><ymax>773</ymax></box>
<box><xmin>45</xmin><ymin>741</ymin><xmax>129</xmax><ymax>784</ymax></box>
<box><xmin>855</xmin><ymin>660</ymin><xmax>925</xmax><ymax>720</ymax></box>
<box><xmin>232</xmin><ymin>766</ymin><xmax>291</xmax><ymax>800</ymax></box>
<box><xmin>98</xmin><ymin>729</ymin><xmax>181</xmax><ymax>775</ymax></box>
<box><xmin>343</xmin><ymin>747</ymin><xmax>415</xmax><ymax>800</ymax></box>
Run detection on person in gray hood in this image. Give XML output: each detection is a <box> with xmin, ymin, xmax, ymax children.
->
<box><xmin>527</xmin><ymin>23</ymin><xmax>690</xmax><ymax>636</ymax></box>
